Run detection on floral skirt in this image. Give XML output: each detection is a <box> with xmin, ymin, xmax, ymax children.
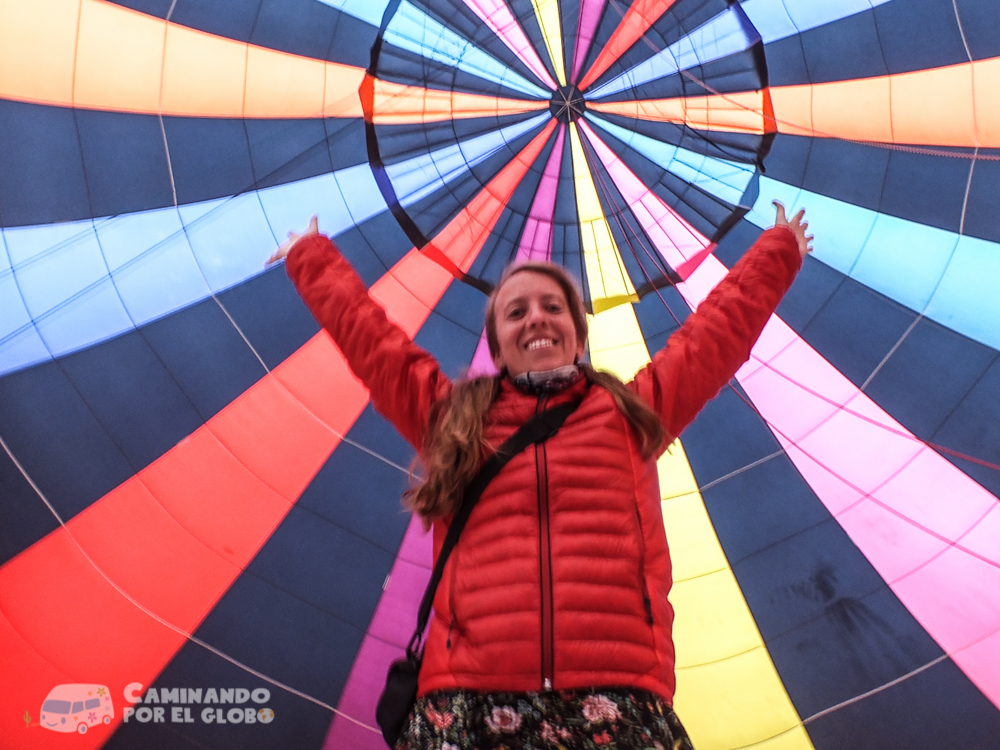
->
<box><xmin>396</xmin><ymin>688</ymin><xmax>694</xmax><ymax>750</ymax></box>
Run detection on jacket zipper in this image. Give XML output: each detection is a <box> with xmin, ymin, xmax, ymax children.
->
<box><xmin>535</xmin><ymin>394</ymin><xmax>555</xmax><ymax>690</ymax></box>
<box><xmin>633</xmin><ymin>506</ymin><xmax>654</xmax><ymax>625</ymax></box>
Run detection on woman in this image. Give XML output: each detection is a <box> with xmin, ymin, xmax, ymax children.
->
<box><xmin>268</xmin><ymin>202</ymin><xmax>811</xmax><ymax>749</ymax></box>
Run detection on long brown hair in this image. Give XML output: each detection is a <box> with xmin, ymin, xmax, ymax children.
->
<box><xmin>404</xmin><ymin>263</ymin><xmax>667</xmax><ymax>524</ymax></box>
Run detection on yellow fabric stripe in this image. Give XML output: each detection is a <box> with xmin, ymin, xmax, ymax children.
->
<box><xmin>659</xmin><ymin>442</ymin><xmax>815</xmax><ymax>750</ymax></box>
<box><xmin>531</xmin><ymin>0</ymin><xmax>567</xmax><ymax>87</ymax></box>
<box><xmin>588</xmin><ymin>312</ymin><xmax>813</xmax><ymax>750</ymax></box>
<box><xmin>567</xmin><ymin>123</ymin><xmax>638</xmax><ymax>311</ymax></box>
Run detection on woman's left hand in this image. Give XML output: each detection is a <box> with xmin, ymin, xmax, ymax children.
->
<box><xmin>772</xmin><ymin>201</ymin><xmax>813</xmax><ymax>258</ymax></box>
<box><xmin>266</xmin><ymin>215</ymin><xmax>319</xmax><ymax>266</ymax></box>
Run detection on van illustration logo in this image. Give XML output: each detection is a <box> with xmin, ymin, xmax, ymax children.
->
<box><xmin>37</xmin><ymin>684</ymin><xmax>114</xmax><ymax>734</ymax></box>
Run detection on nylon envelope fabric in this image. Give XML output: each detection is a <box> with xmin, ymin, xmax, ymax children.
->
<box><xmin>1</xmin><ymin>1</ymin><xmax>999</xmax><ymax>749</ymax></box>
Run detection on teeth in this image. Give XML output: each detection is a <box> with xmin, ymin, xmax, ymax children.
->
<box><xmin>527</xmin><ymin>339</ymin><xmax>554</xmax><ymax>351</ymax></box>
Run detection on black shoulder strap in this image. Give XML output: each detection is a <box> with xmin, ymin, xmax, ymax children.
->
<box><xmin>407</xmin><ymin>398</ymin><xmax>581</xmax><ymax>656</ymax></box>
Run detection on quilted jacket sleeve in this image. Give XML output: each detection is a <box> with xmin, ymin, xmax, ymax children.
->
<box><xmin>630</xmin><ymin>226</ymin><xmax>802</xmax><ymax>444</ymax></box>
<box><xmin>284</xmin><ymin>234</ymin><xmax>452</xmax><ymax>451</ymax></box>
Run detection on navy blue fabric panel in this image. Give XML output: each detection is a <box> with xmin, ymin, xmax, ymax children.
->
<box><xmin>109</xmin><ymin>0</ymin><xmax>375</xmax><ymax>67</ymax></box>
<box><xmin>57</xmin><ymin>331</ymin><xmax>203</xmax><ymax>471</ymax></box>
<box><xmin>805</xmin><ymin>659</ymin><xmax>1000</xmax><ymax>749</ymax></box>
<box><xmin>505</xmin><ymin>0</ymin><xmax>558</xmax><ymax>87</ymax></box>
<box><xmin>413</xmin><ymin>279</ymin><xmax>487</xmax><ymax>380</ymax></box>
<box><xmin>599</xmin><ymin>112</ymin><xmax>766</xmax><ymax>167</ymax></box>
<box><xmin>376</xmin><ymin>43</ymin><xmax>545</xmax><ymax>101</ymax></box>
<box><xmin>1</xmin><ymin>101</ymin><xmax>367</xmax><ymax>227</ymax></box>
<box><xmin>332</xmin><ymin>211</ymin><xmax>414</xmax><ymax>289</ymax></box>
<box><xmin>762</xmin><ymin>0</ymin><xmax>974</xmax><ymax>87</ymax></box>
<box><xmin>590</xmin><ymin>123</ymin><xmax>737</xmax><ymax>242</ymax></box>
<box><xmin>378</xmin><ymin>113</ymin><xmax>540</xmax><ymax>167</ymax></box>
<box><xmin>955</xmin><ymin>0</ymin><xmax>1000</xmax><ymax>60</ymax></box>
<box><xmin>176</xmin><ymin>573</ymin><xmax>358</xmax><ymax>730</ymax></box>
<box><xmin>393</xmin><ymin>122</ymin><xmax>545</xmax><ymax>253</ymax></box>
<box><xmin>933</xmin><ymin>356</ymin><xmax>1000</xmax><ymax>498</ymax></box>
<box><xmin>417</xmin><ymin>0</ymin><xmax>543</xmax><ymax>88</ymax></box>
<box><xmin>774</xmin><ymin>254</ymin><xmax>845</xmax><ymax>332</ymax></box>
<box><xmin>216</xmin><ymin>265</ymin><xmax>321</xmax><ymax>372</ymax></box>
<box><xmin>763</xmin><ymin>135</ymin><xmax>1000</xmax><ymax>244</ymax></box>
<box><xmin>0</xmin><ymin>100</ymin><xmax>91</xmax><ymax>227</ymax></box>
<box><xmin>252</xmin><ymin>0</ymin><xmax>376</xmax><ymax>67</ymax></box>
<box><xmin>0</xmin><ymin>450</ymin><xmax>60</xmax><ymax>564</ymax></box>
<box><xmin>962</xmin><ymin>157</ymin><xmax>1000</xmax><ymax>244</ymax></box>
<box><xmin>585</xmin><ymin>0</ymin><xmax>729</xmax><ymax>93</ymax></box>
<box><xmin>798</xmin><ymin>277</ymin><xmax>917</xmax><ymax>390</ymax></box>
<box><xmin>141</xmin><ymin>297</ymin><xmax>266</xmax><ymax>420</ymax></box>
<box><xmin>597</xmin><ymin>47</ymin><xmax>764</xmax><ymax>103</ymax></box>
<box><xmin>711</xmin><ymin>215</ymin><xmax>763</xmax><ymax>268</ymax></box>
<box><xmin>550</xmin><ymin>137</ymin><xmax>586</xmax><ymax>296</ymax></box>
<box><xmin>679</xmin><ymin>388</ymin><xmax>997</xmax><ymax>744</ymax></box>
<box><xmin>0</xmin><ymin>362</ymin><xmax>134</xmax><ymax>537</ymax></box>
<box><xmin>162</xmin><ymin>117</ymin><xmax>256</xmax><ymax>205</ymax></box>
<box><xmin>105</xmin><ymin>639</ymin><xmax>334</xmax><ymax>750</ymax></box>
<box><xmin>576</xmin><ymin>0</ymin><xmax>627</xmax><ymax>88</ymax></box>
<box><xmin>633</xmin><ymin>283</ymin><xmax>690</xmax><ymax>357</ymax></box>
<box><xmin>246</xmin><ymin>118</ymin><xmax>364</xmax><ymax>191</ymax></box>
<box><xmin>248</xmin><ymin>503</ymin><xmax>398</xmax><ymax>633</ymax></box>
<box><xmin>76</xmin><ymin>110</ymin><xmax>175</xmax><ymax>218</ymax></box>
<box><xmin>865</xmin><ymin>317</ymin><xmax>997</xmax><ymax>438</ymax></box>
<box><xmin>297</xmin><ymin>405</ymin><xmax>414</xmax><ymax>545</ymax></box>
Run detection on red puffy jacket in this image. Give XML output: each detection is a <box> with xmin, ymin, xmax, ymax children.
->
<box><xmin>286</xmin><ymin>227</ymin><xmax>801</xmax><ymax>703</ymax></box>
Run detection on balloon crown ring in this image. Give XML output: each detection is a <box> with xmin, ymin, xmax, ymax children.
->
<box><xmin>549</xmin><ymin>85</ymin><xmax>586</xmax><ymax>124</ymax></box>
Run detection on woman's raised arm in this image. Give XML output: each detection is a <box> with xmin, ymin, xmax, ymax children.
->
<box><xmin>268</xmin><ymin>218</ymin><xmax>451</xmax><ymax>450</ymax></box>
<box><xmin>629</xmin><ymin>204</ymin><xmax>807</xmax><ymax>444</ymax></box>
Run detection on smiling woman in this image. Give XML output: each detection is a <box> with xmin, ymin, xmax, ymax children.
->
<box><xmin>273</xmin><ymin>201</ymin><xmax>804</xmax><ymax>749</ymax></box>
<box><xmin>487</xmin><ymin>263</ymin><xmax>586</xmax><ymax>377</ymax></box>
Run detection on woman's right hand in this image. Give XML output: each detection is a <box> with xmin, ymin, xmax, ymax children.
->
<box><xmin>266</xmin><ymin>215</ymin><xmax>319</xmax><ymax>266</ymax></box>
<box><xmin>772</xmin><ymin>201</ymin><xmax>813</xmax><ymax>258</ymax></box>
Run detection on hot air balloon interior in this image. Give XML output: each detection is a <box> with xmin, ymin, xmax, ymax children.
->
<box><xmin>1</xmin><ymin>0</ymin><xmax>999</xmax><ymax>748</ymax></box>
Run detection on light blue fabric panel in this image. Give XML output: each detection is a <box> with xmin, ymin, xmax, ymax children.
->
<box><xmin>588</xmin><ymin>9</ymin><xmax>752</xmax><ymax>99</ymax></box>
<box><xmin>314</xmin><ymin>0</ymin><xmax>391</xmax><ymax>27</ymax></box>
<box><xmin>0</xmin><ymin>162</ymin><xmax>392</xmax><ymax>376</ymax></box>
<box><xmin>386</xmin><ymin>1</ymin><xmax>551</xmax><ymax>98</ymax></box>
<box><xmin>747</xmin><ymin>176</ymin><xmax>1000</xmax><ymax>351</ymax></box>
<box><xmin>587</xmin><ymin>114</ymin><xmax>754</xmax><ymax>206</ymax></box>
<box><xmin>741</xmin><ymin>0</ymin><xmax>895</xmax><ymax>44</ymax></box>
<box><xmin>386</xmin><ymin>112</ymin><xmax>549</xmax><ymax>206</ymax></box>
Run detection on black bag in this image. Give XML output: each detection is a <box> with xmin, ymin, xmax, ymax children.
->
<box><xmin>375</xmin><ymin>399</ymin><xmax>581</xmax><ymax>747</ymax></box>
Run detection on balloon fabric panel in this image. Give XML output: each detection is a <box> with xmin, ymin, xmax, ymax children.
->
<box><xmin>1</xmin><ymin>1</ymin><xmax>999</xmax><ymax>749</ymax></box>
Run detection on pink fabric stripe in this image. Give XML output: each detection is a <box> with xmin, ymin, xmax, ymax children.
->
<box><xmin>571</xmin><ymin>0</ymin><xmax>606</xmax><ymax>82</ymax></box>
<box><xmin>676</xmin><ymin>256</ymin><xmax>1000</xmax><ymax>710</ymax></box>
<box><xmin>469</xmin><ymin>126</ymin><xmax>567</xmax><ymax>377</ymax></box>
<box><xmin>577</xmin><ymin>120</ymin><xmax>711</xmax><ymax>277</ymax></box>
<box><xmin>462</xmin><ymin>0</ymin><xmax>558</xmax><ymax>90</ymax></box>
<box><xmin>323</xmin><ymin>516</ymin><xmax>432</xmax><ymax>750</ymax></box>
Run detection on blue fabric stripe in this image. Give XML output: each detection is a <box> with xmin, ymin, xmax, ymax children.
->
<box><xmin>385</xmin><ymin>1</ymin><xmax>551</xmax><ymax>98</ymax></box>
<box><xmin>313</xmin><ymin>0</ymin><xmax>390</xmax><ymax>27</ymax></box>
<box><xmin>384</xmin><ymin>112</ymin><xmax>549</xmax><ymax>206</ymax></box>
<box><xmin>587</xmin><ymin>8</ymin><xmax>754</xmax><ymax>99</ymax></box>
<box><xmin>0</xmin><ymin>164</ymin><xmax>388</xmax><ymax>376</ymax></box>
<box><xmin>587</xmin><ymin>114</ymin><xmax>755</xmax><ymax>206</ymax></box>
<box><xmin>741</xmin><ymin>0</ymin><xmax>895</xmax><ymax>44</ymax></box>
<box><xmin>747</xmin><ymin>177</ymin><xmax>1000</xmax><ymax>352</ymax></box>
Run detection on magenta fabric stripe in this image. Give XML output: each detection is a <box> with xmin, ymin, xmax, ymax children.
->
<box><xmin>468</xmin><ymin>125</ymin><xmax>567</xmax><ymax>376</ymax></box>
<box><xmin>577</xmin><ymin>120</ymin><xmax>713</xmax><ymax>276</ymax></box>
<box><xmin>571</xmin><ymin>0</ymin><xmax>606</xmax><ymax>82</ymax></box>
<box><xmin>461</xmin><ymin>0</ymin><xmax>558</xmax><ymax>90</ymax></box>
<box><xmin>677</xmin><ymin>256</ymin><xmax>1000</xmax><ymax>712</ymax></box>
<box><xmin>324</xmin><ymin>515</ymin><xmax>433</xmax><ymax>749</ymax></box>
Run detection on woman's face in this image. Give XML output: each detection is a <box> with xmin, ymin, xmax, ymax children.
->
<box><xmin>492</xmin><ymin>270</ymin><xmax>584</xmax><ymax>377</ymax></box>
